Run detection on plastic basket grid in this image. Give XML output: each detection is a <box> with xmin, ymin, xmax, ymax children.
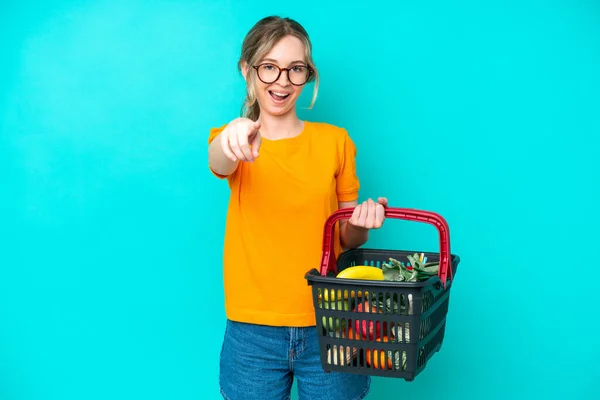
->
<box><xmin>305</xmin><ymin>207</ymin><xmax>460</xmax><ymax>382</ymax></box>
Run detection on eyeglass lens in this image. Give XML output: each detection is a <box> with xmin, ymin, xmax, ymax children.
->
<box><xmin>256</xmin><ymin>64</ymin><xmax>310</xmax><ymax>85</ymax></box>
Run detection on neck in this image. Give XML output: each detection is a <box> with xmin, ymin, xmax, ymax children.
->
<box><xmin>258</xmin><ymin>111</ymin><xmax>303</xmax><ymax>140</ymax></box>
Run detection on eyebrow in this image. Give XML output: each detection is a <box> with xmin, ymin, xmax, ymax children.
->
<box><xmin>261</xmin><ymin>58</ymin><xmax>306</xmax><ymax>65</ymax></box>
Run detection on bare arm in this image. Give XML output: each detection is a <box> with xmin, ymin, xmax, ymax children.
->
<box><xmin>339</xmin><ymin>200</ymin><xmax>369</xmax><ymax>250</ymax></box>
<box><xmin>208</xmin><ymin>132</ymin><xmax>240</xmax><ymax>177</ymax></box>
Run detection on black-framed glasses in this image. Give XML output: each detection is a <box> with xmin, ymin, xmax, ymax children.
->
<box><xmin>252</xmin><ymin>63</ymin><xmax>313</xmax><ymax>86</ymax></box>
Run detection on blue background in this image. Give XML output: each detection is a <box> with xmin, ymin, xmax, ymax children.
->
<box><xmin>1</xmin><ymin>1</ymin><xmax>599</xmax><ymax>399</ymax></box>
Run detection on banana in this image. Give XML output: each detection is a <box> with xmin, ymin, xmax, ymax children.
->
<box><xmin>317</xmin><ymin>266</ymin><xmax>382</xmax><ymax>303</ymax></box>
<box><xmin>336</xmin><ymin>266</ymin><xmax>384</xmax><ymax>281</ymax></box>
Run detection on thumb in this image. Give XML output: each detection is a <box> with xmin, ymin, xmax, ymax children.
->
<box><xmin>253</xmin><ymin>120</ymin><xmax>261</xmax><ymax>131</ymax></box>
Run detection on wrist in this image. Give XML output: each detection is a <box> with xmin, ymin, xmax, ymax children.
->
<box><xmin>340</xmin><ymin>221</ymin><xmax>369</xmax><ymax>249</ymax></box>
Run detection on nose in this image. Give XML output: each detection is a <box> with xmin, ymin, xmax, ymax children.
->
<box><xmin>276</xmin><ymin>68</ymin><xmax>291</xmax><ymax>86</ymax></box>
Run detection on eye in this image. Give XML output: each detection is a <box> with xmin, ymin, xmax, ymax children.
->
<box><xmin>262</xmin><ymin>64</ymin><xmax>276</xmax><ymax>70</ymax></box>
<box><xmin>291</xmin><ymin>66</ymin><xmax>305</xmax><ymax>73</ymax></box>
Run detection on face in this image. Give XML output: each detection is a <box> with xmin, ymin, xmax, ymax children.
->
<box><xmin>245</xmin><ymin>35</ymin><xmax>310</xmax><ymax>118</ymax></box>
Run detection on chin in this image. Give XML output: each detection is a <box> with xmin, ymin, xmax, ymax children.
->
<box><xmin>265</xmin><ymin>105</ymin><xmax>294</xmax><ymax>117</ymax></box>
<box><xmin>258</xmin><ymin>93</ymin><xmax>299</xmax><ymax>117</ymax></box>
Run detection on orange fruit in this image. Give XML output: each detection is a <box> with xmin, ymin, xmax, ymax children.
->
<box><xmin>365</xmin><ymin>336</ymin><xmax>393</xmax><ymax>370</ymax></box>
<box><xmin>345</xmin><ymin>326</ymin><xmax>362</xmax><ymax>340</ymax></box>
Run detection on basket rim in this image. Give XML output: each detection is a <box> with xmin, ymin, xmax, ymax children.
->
<box><xmin>305</xmin><ymin>268</ymin><xmax>454</xmax><ymax>288</ymax></box>
<box><xmin>309</xmin><ymin>247</ymin><xmax>460</xmax><ymax>288</ymax></box>
<box><xmin>337</xmin><ymin>247</ymin><xmax>461</xmax><ymax>261</ymax></box>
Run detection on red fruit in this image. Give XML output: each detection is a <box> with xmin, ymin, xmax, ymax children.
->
<box><xmin>353</xmin><ymin>301</ymin><xmax>385</xmax><ymax>341</ymax></box>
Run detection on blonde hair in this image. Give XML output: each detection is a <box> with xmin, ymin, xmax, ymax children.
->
<box><xmin>238</xmin><ymin>16</ymin><xmax>319</xmax><ymax>121</ymax></box>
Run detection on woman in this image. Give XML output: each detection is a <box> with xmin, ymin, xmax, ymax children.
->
<box><xmin>208</xmin><ymin>15</ymin><xmax>387</xmax><ymax>400</ymax></box>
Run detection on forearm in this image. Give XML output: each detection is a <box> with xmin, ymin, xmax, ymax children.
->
<box><xmin>340</xmin><ymin>221</ymin><xmax>369</xmax><ymax>250</ymax></box>
<box><xmin>208</xmin><ymin>133</ymin><xmax>239</xmax><ymax>176</ymax></box>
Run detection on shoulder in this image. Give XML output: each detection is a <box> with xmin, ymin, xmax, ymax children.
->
<box><xmin>304</xmin><ymin>121</ymin><xmax>358</xmax><ymax>168</ymax></box>
<box><xmin>306</xmin><ymin>120</ymin><xmax>348</xmax><ymax>135</ymax></box>
<box><xmin>208</xmin><ymin>123</ymin><xmax>228</xmax><ymax>144</ymax></box>
<box><xmin>210</xmin><ymin>123</ymin><xmax>228</xmax><ymax>133</ymax></box>
<box><xmin>305</xmin><ymin>121</ymin><xmax>354</xmax><ymax>144</ymax></box>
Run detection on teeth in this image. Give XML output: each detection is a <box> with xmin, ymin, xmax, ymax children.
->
<box><xmin>272</xmin><ymin>92</ymin><xmax>288</xmax><ymax>96</ymax></box>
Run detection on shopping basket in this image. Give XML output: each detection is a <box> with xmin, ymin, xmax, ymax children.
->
<box><xmin>305</xmin><ymin>207</ymin><xmax>460</xmax><ymax>381</ymax></box>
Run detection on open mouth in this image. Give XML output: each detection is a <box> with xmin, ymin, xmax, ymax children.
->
<box><xmin>269</xmin><ymin>90</ymin><xmax>290</xmax><ymax>102</ymax></box>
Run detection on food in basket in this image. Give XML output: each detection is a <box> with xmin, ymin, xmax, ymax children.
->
<box><xmin>373</xmin><ymin>293</ymin><xmax>414</xmax><ymax>315</ymax></box>
<box><xmin>326</xmin><ymin>327</ymin><xmax>360</xmax><ymax>366</ymax></box>
<box><xmin>321</xmin><ymin>299</ymin><xmax>349</xmax><ymax>334</ymax></box>
<box><xmin>319</xmin><ymin>288</ymin><xmax>366</xmax><ymax>302</ymax></box>
<box><xmin>326</xmin><ymin>328</ymin><xmax>408</xmax><ymax>371</ymax></box>
<box><xmin>321</xmin><ymin>254</ymin><xmax>438</xmax><ymax>370</ymax></box>
<box><xmin>364</xmin><ymin>332</ymin><xmax>408</xmax><ymax>371</ymax></box>
<box><xmin>322</xmin><ymin>316</ymin><xmax>344</xmax><ymax>336</ymax></box>
<box><xmin>327</xmin><ymin>344</ymin><xmax>354</xmax><ymax>366</ymax></box>
<box><xmin>319</xmin><ymin>288</ymin><xmax>344</xmax><ymax>302</ymax></box>
<box><xmin>354</xmin><ymin>300</ymin><xmax>389</xmax><ymax>341</ymax></box>
<box><xmin>336</xmin><ymin>265</ymin><xmax>384</xmax><ymax>280</ymax></box>
<box><xmin>366</xmin><ymin>339</ymin><xmax>393</xmax><ymax>370</ymax></box>
<box><xmin>381</xmin><ymin>254</ymin><xmax>439</xmax><ymax>282</ymax></box>
<box><xmin>323</xmin><ymin>299</ymin><xmax>350</xmax><ymax>311</ymax></box>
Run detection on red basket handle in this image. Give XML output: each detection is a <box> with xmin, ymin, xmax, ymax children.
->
<box><xmin>320</xmin><ymin>206</ymin><xmax>453</xmax><ymax>287</ymax></box>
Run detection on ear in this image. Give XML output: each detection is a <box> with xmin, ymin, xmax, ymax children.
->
<box><xmin>241</xmin><ymin>61</ymin><xmax>249</xmax><ymax>82</ymax></box>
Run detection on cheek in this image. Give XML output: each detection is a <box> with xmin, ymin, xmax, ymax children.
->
<box><xmin>256</xmin><ymin>80</ymin><xmax>268</xmax><ymax>91</ymax></box>
<box><xmin>254</xmin><ymin>81</ymin><xmax>269</xmax><ymax>98</ymax></box>
<box><xmin>255</xmin><ymin>90</ymin><xmax>264</xmax><ymax>102</ymax></box>
<box><xmin>291</xmin><ymin>85</ymin><xmax>305</xmax><ymax>99</ymax></box>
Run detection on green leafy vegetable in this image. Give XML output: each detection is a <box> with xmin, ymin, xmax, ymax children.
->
<box><xmin>381</xmin><ymin>255</ymin><xmax>439</xmax><ymax>282</ymax></box>
<box><xmin>375</xmin><ymin>293</ymin><xmax>413</xmax><ymax>315</ymax></box>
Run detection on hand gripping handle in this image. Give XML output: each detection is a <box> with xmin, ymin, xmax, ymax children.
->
<box><xmin>320</xmin><ymin>207</ymin><xmax>453</xmax><ymax>287</ymax></box>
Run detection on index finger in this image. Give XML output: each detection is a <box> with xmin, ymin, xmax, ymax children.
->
<box><xmin>250</xmin><ymin>133</ymin><xmax>261</xmax><ymax>158</ymax></box>
<box><xmin>237</xmin><ymin>132</ymin><xmax>255</xmax><ymax>162</ymax></box>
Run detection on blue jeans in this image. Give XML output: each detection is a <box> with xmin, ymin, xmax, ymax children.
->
<box><xmin>219</xmin><ymin>319</ymin><xmax>371</xmax><ymax>400</ymax></box>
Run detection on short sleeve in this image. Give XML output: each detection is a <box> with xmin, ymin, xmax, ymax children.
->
<box><xmin>208</xmin><ymin>124</ymin><xmax>226</xmax><ymax>145</ymax></box>
<box><xmin>336</xmin><ymin>131</ymin><xmax>360</xmax><ymax>202</ymax></box>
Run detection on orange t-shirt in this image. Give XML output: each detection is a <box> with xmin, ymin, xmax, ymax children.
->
<box><xmin>208</xmin><ymin>121</ymin><xmax>360</xmax><ymax>327</ymax></box>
